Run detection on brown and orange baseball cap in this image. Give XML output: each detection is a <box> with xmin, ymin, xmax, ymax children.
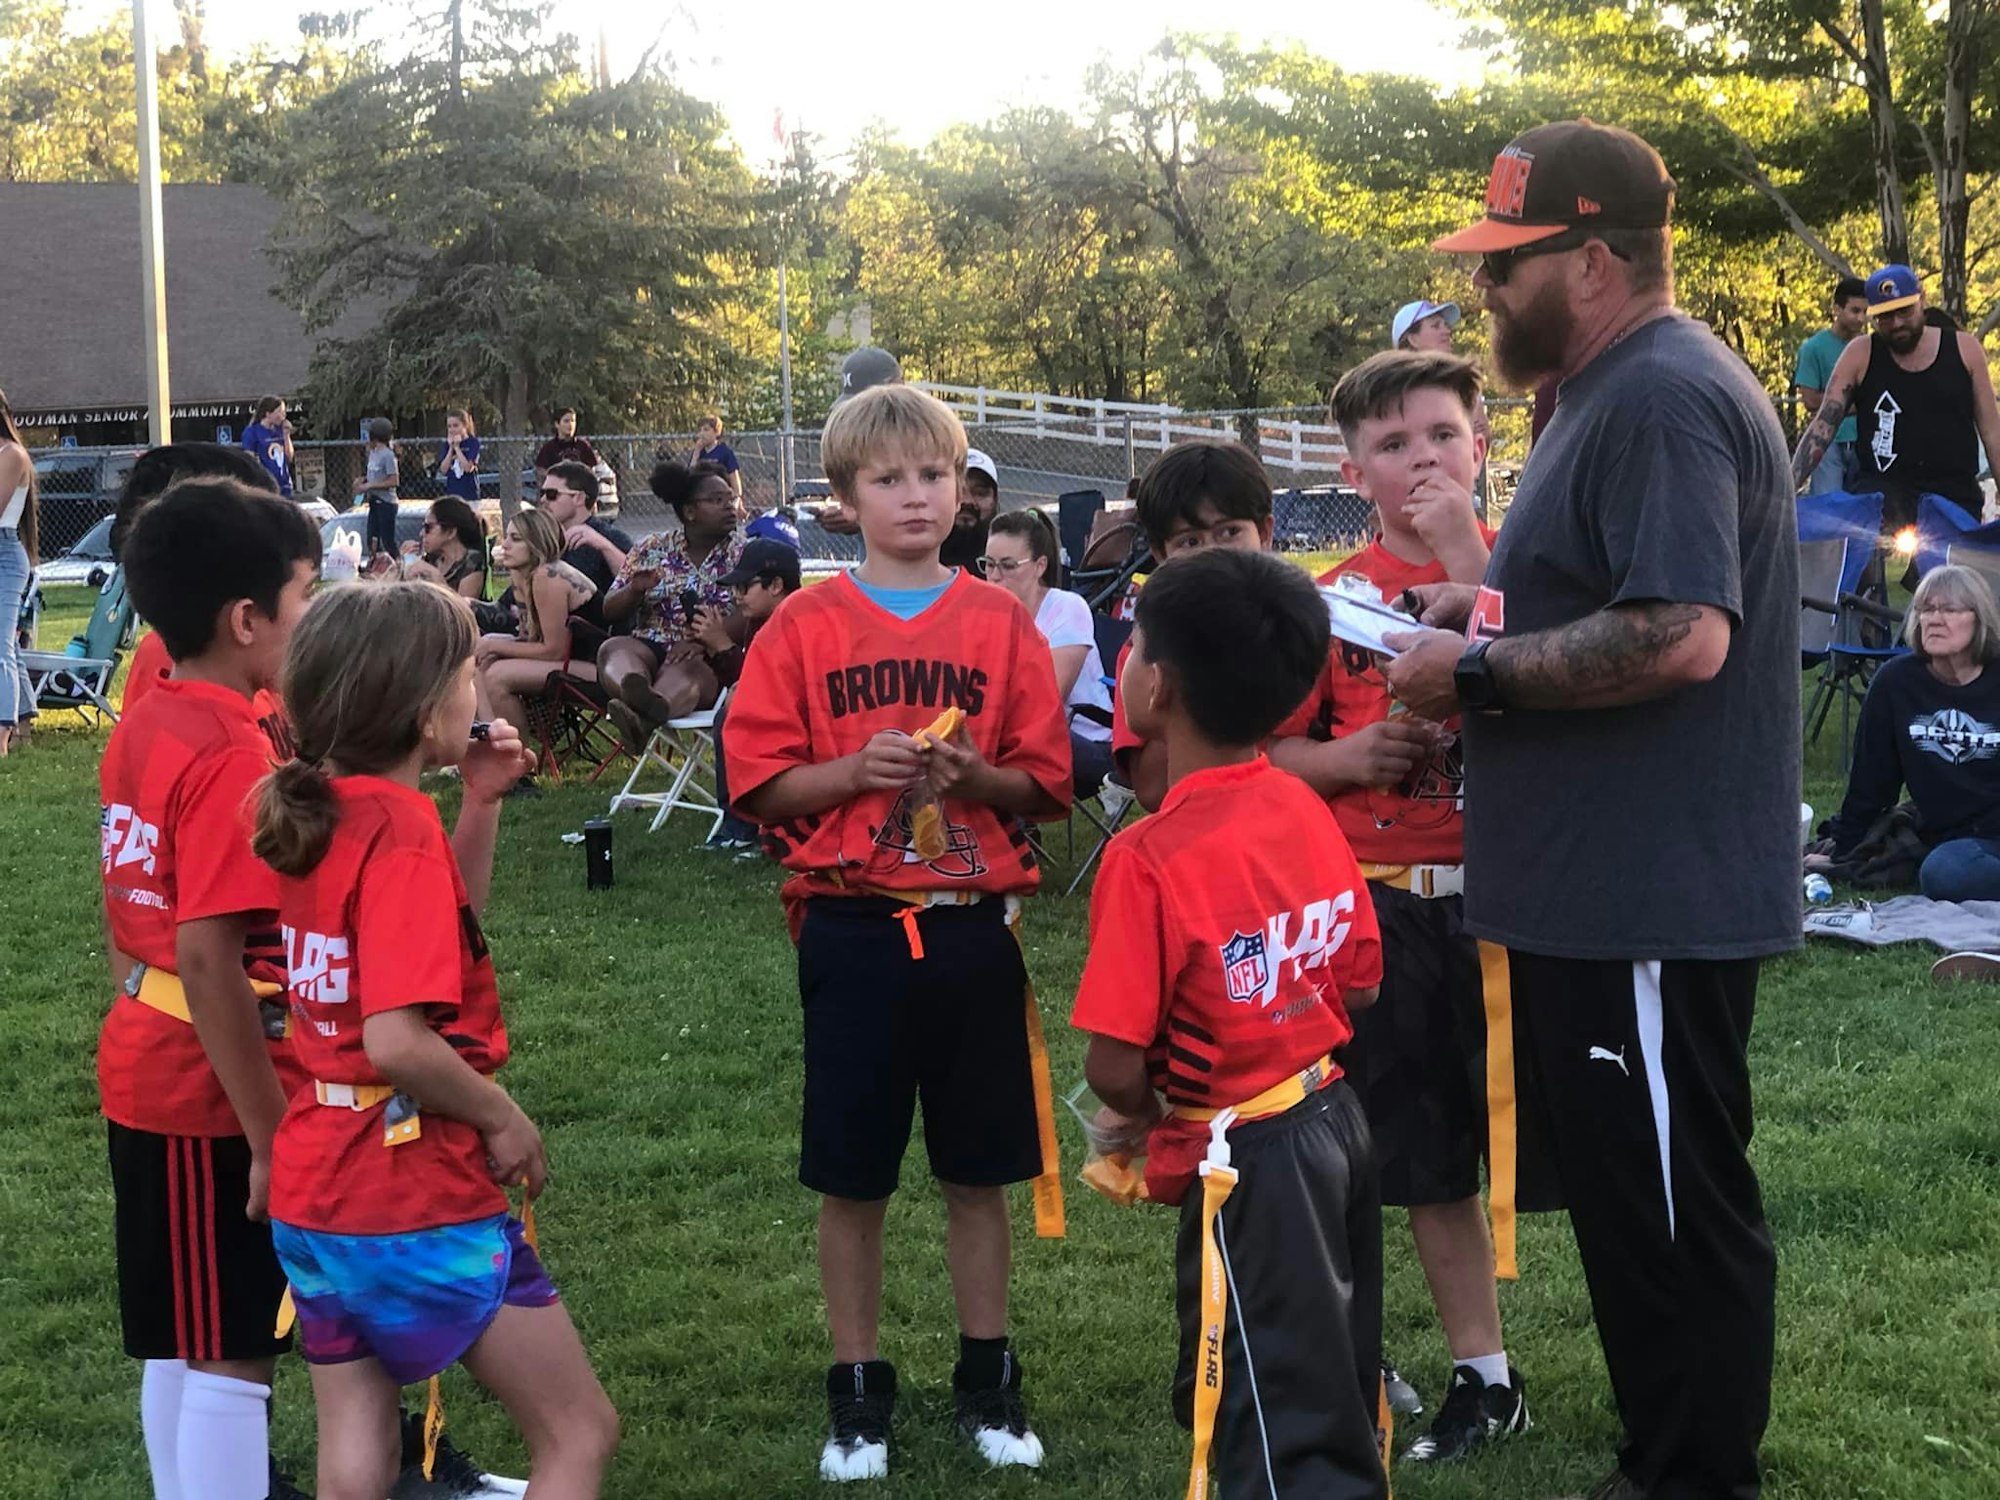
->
<box><xmin>1433</xmin><ymin>120</ymin><xmax>1676</xmax><ymax>254</ymax></box>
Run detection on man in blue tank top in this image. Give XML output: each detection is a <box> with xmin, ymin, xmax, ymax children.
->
<box><xmin>1792</xmin><ymin>265</ymin><xmax>2000</xmax><ymax>533</ymax></box>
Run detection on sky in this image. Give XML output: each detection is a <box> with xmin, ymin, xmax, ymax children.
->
<box><xmin>99</xmin><ymin>0</ymin><xmax>1487</xmax><ymax>166</ymax></box>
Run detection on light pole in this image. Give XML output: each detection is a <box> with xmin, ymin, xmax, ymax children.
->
<box><xmin>133</xmin><ymin>0</ymin><xmax>171</xmax><ymax>446</ymax></box>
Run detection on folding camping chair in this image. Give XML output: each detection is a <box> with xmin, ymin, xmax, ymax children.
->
<box><xmin>1055</xmin><ymin>490</ymin><xmax>1107</xmax><ymax>581</ymax></box>
<box><xmin>1062</xmin><ymin>610</ymin><xmax>1139</xmax><ymax>896</ymax></box>
<box><xmin>22</xmin><ymin>566</ymin><xmax>138</xmax><ymax>726</ymax></box>
<box><xmin>607</xmin><ymin>691</ymin><xmax>728</xmax><ymax>836</ymax></box>
<box><xmin>1947</xmin><ymin>540</ymin><xmax>2000</xmax><ymax>606</ymax></box>
<box><xmin>522</xmin><ymin>617</ymin><xmax>626</xmax><ymax>786</ymax></box>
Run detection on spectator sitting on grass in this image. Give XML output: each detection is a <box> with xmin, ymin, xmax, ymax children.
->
<box><xmin>596</xmin><ymin>459</ymin><xmax>742</xmax><ymax>737</ymax></box>
<box><xmin>398</xmin><ymin>496</ymin><xmax>488</xmax><ymax>600</ymax></box>
<box><xmin>1808</xmin><ymin>563</ymin><xmax>2000</xmax><ymax>899</ymax></box>
<box><xmin>979</xmin><ymin>507</ymin><xmax>1117</xmax><ymax>798</ymax></box>
<box><xmin>474</xmin><ymin>507</ymin><xmax>599</xmax><ymax>762</ymax></box>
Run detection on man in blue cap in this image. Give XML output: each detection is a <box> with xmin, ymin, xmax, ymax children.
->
<box><xmin>1792</xmin><ymin>264</ymin><xmax>2000</xmax><ymax>533</ymax></box>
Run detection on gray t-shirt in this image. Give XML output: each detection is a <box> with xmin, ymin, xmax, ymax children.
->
<box><xmin>1462</xmin><ymin>314</ymin><xmax>1801</xmax><ymax>960</ymax></box>
<box><xmin>365</xmin><ymin>445</ymin><xmax>398</xmax><ymax>499</ymax></box>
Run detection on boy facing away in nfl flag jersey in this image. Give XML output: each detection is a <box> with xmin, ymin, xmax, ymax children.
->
<box><xmin>1073</xmin><ymin>547</ymin><xmax>1390</xmax><ymax>1500</ymax></box>
<box><xmin>725</xmin><ymin>384</ymin><xmax>1073</xmax><ymax>1483</ymax></box>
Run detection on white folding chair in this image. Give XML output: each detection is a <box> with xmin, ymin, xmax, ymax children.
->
<box><xmin>606</xmin><ymin>698</ymin><xmax>726</xmax><ymax>836</ymax></box>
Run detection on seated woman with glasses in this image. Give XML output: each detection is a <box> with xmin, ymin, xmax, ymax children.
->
<box><xmin>397</xmin><ymin>495</ymin><xmax>489</xmax><ymax>599</ymax></box>
<box><xmin>978</xmin><ymin>508</ymin><xmax>1117</xmax><ymax>797</ymax></box>
<box><xmin>1809</xmin><ymin>563</ymin><xmax>2000</xmax><ymax>900</ymax></box>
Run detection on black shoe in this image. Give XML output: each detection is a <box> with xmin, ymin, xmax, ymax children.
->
<box><xmin>393</xmin><ymin>1408</ymin><xmax>529</xmax><ymax>1497</ymax></box>
<box><xmin>1401</xmin><ymin>1363</ymin><xmax>1529</xmax><ymax>1464</ymax></box>
<box><xmin>270</xmin><ymin>1459</ymin><xmax>313</xmax><ymax>1500</ymax></box>
<box><xmin>820</xmin><ymin>1360</ymin><xmax>896</xmax><ymax>1482</ymax></box>
<box><xmin>952</xmin><ymin>1351</ymin><xmax>1044</xmax><ymax>1469</ymax></box>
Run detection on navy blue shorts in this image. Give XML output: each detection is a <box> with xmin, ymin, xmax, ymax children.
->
<box><xmin>797</xmin><ymin>897</ymin><xmax>1042</xmax><ymax>1201</ymax></box>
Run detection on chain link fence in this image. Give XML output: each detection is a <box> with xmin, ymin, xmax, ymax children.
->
<box><xmin>28</xmin><ymin>397</ymin><xmax>1530</xmax><ymax>565</ymax></box>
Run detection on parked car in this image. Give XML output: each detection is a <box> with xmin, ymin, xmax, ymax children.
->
<box><xmin>320</xmin><ymin>498</ymin><xmax>502</xmax><ymax>566</ymax></box>
<box><xmin>37</xmin><ymin>497</ymin><xmax>333</xmax><ymax>587</ymax></box>
<box><xmin>33</xmin><ymin>447</ymin><xmax>144</xmax><ymax>556</ymax></box>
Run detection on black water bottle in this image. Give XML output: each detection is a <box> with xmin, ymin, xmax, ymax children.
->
<box><xmin>583</xmin><ymin>817</ymin><xmax>614</xmax><ymax>890</ymax></box>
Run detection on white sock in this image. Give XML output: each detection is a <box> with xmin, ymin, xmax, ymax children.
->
<box><xmin>141</xmin><ymin>1359</ymin><xmax>187</xmax><ymax>1500</ymax></box>
<box><xmin>177</xmin><ymin>1369</ymin><xmax>272</xmax><ymax>1500</ymax></box>
<box><xmin>1459</xmin><ymin>1352</ymin><xmax>1512</xmax><ymax>1389</ymax></box>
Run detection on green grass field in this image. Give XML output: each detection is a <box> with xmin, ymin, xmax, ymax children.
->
<box><xmin>3</xmin><ymin>585</ymin><xmax>1997</xmax><ymax>1500</ymax></box>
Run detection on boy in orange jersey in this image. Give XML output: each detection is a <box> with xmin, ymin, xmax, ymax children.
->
<box><xmin>726</xmin><ymin>385</ymin><xmax>1072</xmax><ymax>1484</ymax></box>
<box><xmin>98</xmin><ymin>478</ymin><xmax>320</xmax><ymax>1500</ymax></box>
<box><xmin>1074</xmin><ymin>547</ymin><xmax>1387</xmax><ymax>1500</ymax></box>
<box><xmin>1270</xmin><ymin>349</ymin><xmax>1557</xmax><ymax>1464</ymax></box>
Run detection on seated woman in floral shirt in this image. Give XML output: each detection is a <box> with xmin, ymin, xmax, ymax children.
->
<box><xmin>597</xmin><ymin>459</ymin><xmax>745</xmax><ymax>751</ymax></box>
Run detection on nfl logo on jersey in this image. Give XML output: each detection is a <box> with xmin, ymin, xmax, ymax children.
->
<box><xmin>1221</xmin><ymin>931</ymin><xmax>1271</xmax><ymax>1006</ymax></box>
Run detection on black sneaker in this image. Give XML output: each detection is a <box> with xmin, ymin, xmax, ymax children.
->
<box><xmin>1401</xmin><ymin>1363</ymin><xmax>1529</xmax><ymax>1464</ymax></box>
<box><xmin>270</xmin><ymin>1459</ymin><xmax>313</xmax><ymax>1500</ymax></box>
<box><xmin>952</xmin><ymin>1350</ymin><xmax>1044</xmax><ymax>1469</ymax></box>
<box><xmin>1382</xmin><ymin>1358</ymin><xmax>1424</xmax><ymax>1417</ymax></box>
<box><xmin>821</xmin><ymin>1360</ymin><xmax>896</xmax><ymax>1482</ymax></box>
<box><xmin>393</xmin><ymin>1408</ymin><xmax>529</xmax><ymax>1497</ymax></box>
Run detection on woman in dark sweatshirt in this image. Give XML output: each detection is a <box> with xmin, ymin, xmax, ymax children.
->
<box><xmin>1813</xmin><ymin>563</ymin><xmax>2000</xmax><ymax>899</ymax></box>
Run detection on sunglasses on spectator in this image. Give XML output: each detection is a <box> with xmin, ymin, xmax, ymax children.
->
<box><xmin>537</xmin><ymin>486</ymin><xmax>576</xmax><ymax>502</ymax></box>
<box><xmin>976</xmin><ymin>556</ymin><xmax>1031</xmax><ymax>576</ymax></box>
<box><xmin>420</xmin><ymin>519</ymin><xmax>440</xmax><ymax>532</ymax></box>
<box><xmin>1479</xmin><ymin>230</ymin><xmax>1632</xmax><ymax>287</ymax></box>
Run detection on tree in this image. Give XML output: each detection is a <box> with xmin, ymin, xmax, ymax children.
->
<box><xmin>267</xmin><ymin>35</ymin><xmax>761</xmax><ymax>434</ymax></box>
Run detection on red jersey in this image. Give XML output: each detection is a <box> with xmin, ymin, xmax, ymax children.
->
<box><xmin>1272</xmin><ymin>539</ymin><xmax>1491</xmax><ymax>866</ymax></box>
<box><xmin>268</xmin><ymin>777</ymin><xmax>511</xmax><ymax>1236</ymax></box>
<box><xmin>726</xmin><ymin>571</ymin><xmax>1071</xmax><ymax>912</ymax></box>
<box><xmin>127</xmin><ymin>631</ymin><xmax>294</xmax><ymax>759</ymax></box>
<box><xmin>1070</xmin><ymin>758</ymin><xmax>1382</xmax><ymax>1205</ymax></box>
<box><xmin>97</xmin><ymin>678</ymin><xmax>300</xmax><ymax>1137</ymax></box>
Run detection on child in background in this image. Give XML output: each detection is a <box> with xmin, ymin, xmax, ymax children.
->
<box><xmin>1073</xmin><ymin>547</ymin><xmax>1387</xmax><ymax>1500</ymax></box>
<box><xmin>696</xmin><ymin>534</ymin><xmax>802</xmax><ymax>855</ymax></box>
<box><xmin>253</xmin><ymin>582</ymin><xmax>617</xmax><ymax>1499</ymax></box>
<box><xmin>432</xmin><ymin>409</ymin><xmax>482</xmax><ymax>505</ymax></box>
<box><xmin>97</xmin><ymin>478</ymin><xmax>320</xmax><ymax>1500</ymax></box>
<box><xmin>358</xmin><ymin>418</ymin><xmax>400</xmax><ymax>559</ymax></box>
<box><xmin>726</xmin><ymin>385</ymin><xmax>1071</xmax><ymax>1483</ymax></box>
<box><xmin>1109</xmin><ymin>439</ymin><xmax>1277</xmax><ymax>812</ymax></box>
<box><xmin>1269</xmin><ymin>349</ymin><xmax>1545</xmax><ymax>1462</ymax></box>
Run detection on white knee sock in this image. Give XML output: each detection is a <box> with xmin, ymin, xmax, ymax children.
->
<box><xmin>177</xmin><ymin>1369</ymin><xmax>272</xmax><ymax>1500</ymax></box>
<box><xmin>141</xmin><ymin>1359</ymin><xmax>187</xmax><ymax>1500</ymax></box>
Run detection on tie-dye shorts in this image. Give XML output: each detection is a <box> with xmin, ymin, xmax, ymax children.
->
<box><xmin>270</xmin><ymin>1213</ymin><xmax>558</xmax><ymax>1384</ymax></box>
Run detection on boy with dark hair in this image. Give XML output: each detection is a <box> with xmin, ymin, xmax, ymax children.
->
<box><xmin>697</xmin><ymin>536</ymin><xmax>802</xmax><ymax>854</ymax></box>
<box><xmin>357</xmin><ymin>417</ymin><xmax>400</xmax><ymax>559</ymax></box>
<box><xmin>1111</xmin><ymin>438</ymin><xmax>1276</xmax><ymax>812</ymax></box>
<box><xmin>99</xmin><ymin>479</ymin><xmax>320</xmax><ymax>1500</ymax></box>
<box><xmin>1270</xmin><ymin>347</ymin><xmax>1550</xmax><ymax>1464</ymax></box>
<box><xmin>727</xmin><ymin>384</ymin><xmax>1072</xmax><ymax>1484</ymax></box>
<box><xmin>1074</xmin><ymin>546</ymin><xmax>1387</xmax><ymax>1500</ymax></box>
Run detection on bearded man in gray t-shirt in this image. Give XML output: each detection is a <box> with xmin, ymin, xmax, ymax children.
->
<box><xmin>1383</xmin><ymin>121</ymin><xmax>1797</xmax><ymax>1500</ymax></box>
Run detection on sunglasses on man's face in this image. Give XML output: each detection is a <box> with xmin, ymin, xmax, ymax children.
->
<box><xmin>1479</xmin><ymin>231</ymin><xmax>1632</xmax><ymax>287</ymax></box>
<box><xmin>537</xmin><ymin>487</ymin><xmax>576</xmax><ymax>503</ymax></box>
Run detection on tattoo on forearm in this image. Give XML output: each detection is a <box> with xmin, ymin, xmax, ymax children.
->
<box><xmin>1792</xmin><ymin>384</ymin><xmax>1852</xmax><ymax>487</ymax></box>
<box><xmin>1491</xmin><ymin>601</ymin><xmax>1709</xmax><ymax>709</ymax></box>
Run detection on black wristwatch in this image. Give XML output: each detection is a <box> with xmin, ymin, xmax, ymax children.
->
<box><xmin>1454</xmin><ymin>639</ymin><xmax>1503</xmax><ymax>712</ymax></box>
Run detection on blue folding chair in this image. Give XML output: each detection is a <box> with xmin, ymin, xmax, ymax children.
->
<box><xmin>22</xmin><ymin>565</ymin><xmax>138</xmax><ymax>725</ymax></box>
<box><xmin>1056</xmin><ymin>490</ymin><xmax>1107</xmax><ymax>581</ymax></box>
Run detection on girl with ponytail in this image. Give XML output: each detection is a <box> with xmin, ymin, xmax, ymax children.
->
<box><xmin>252</xmin><ymin>582</ymin><xmax>618</xmax><ymax>1498</ymax></box>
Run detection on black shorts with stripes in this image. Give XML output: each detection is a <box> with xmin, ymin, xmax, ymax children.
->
<box><xmin>108</xmin><ymin>1122</ymin><xmax>291</xmax><ymax>1362</ymax></box>
<box><xmin>1347</xmin><ymin>884</ymin><xmax>1560</xmax><ymax>1212</ymax></box>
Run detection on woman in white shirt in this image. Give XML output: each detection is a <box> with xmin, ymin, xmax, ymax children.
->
<box><xmin>0</xmin><ymin>390</ymin><xmax>37</xmax><ymax>756</ymax></box>
<box><xmin>979</xmin><ymin>508</ymin><xmax>1116</xmax><ymax>796</ymax></box>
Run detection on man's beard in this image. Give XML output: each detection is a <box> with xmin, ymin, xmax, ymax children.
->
<box><xmin>1489</xmin><ymin>276</ymin><xmax>1579</xmax><ymax>391</ymax></box>
<box><xmin>956</xmin><ymin>500</ymin><xmax>989</xmax><ymax>529</ymax></box>
<box><xmin>1885</xmin><ymin>322</ymin><xmax>1924</xmax><ymax>354</ymax></box>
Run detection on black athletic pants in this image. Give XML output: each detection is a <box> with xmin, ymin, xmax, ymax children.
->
<box><xmin>1171</xmin><ymin>1082</ymin><xmax>1386</xmax><ymax>1500</ymax></box>
<box><xmin>1510</xmin><ymin>951</ymin><xmax>1776</xmax><ymax>1500</ymax></box>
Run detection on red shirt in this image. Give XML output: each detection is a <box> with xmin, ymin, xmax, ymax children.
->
<box><xmin>268</xmin><ymin>778</ymin><xmax>511</xmax><ymax>1235</ymax></box>
<box><xmin>726</xmin><ymin>572</ymin><xmax>1072</xmax><ymax>914</ymax></box>
<box><xmin>1070</xmin><ymin>758</ymin><xmax>1382</xmax><ymax>1205</ymax></box>
<box><xmin>1272</xmin><ymin>540</ymin><xmax>1491</xmax><ymax>866</ymax></box>
<box><xmin>1110</xmin><ymin>639</ymin><xmax>1141</xmax><ymax>766</ymax></box>
<box><xmin>127</xmin><ymin>632</ymin><xmax>294</xmax><ymax>759</ymax></box>
<box><xmin>97</xmin><ymin>678</ymin><xmax>301</xmax><ymax>1137</ymax></box>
